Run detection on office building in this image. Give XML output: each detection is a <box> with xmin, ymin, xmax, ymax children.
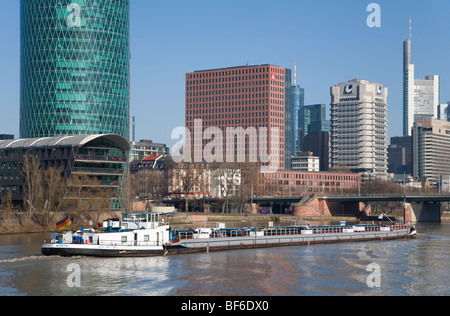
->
<box><xmin>284</xmin><ymin>69</ymin><xmax>292</xmax><ymax>170</ymax></box>
<box><xmin>438</xmin><ymin>102</ymin><xmax>450</xmax><ymax>121</ymax></box>
<box><xmin>129</xmin><ymin>139</ymin><xmax>169</xmax><ymax>162</ymax></box>
<box><xmin>388</xmin><ymin>136</ymin><xmax>413</xmax><ymax>175</ymax></box>
<box><xmin>331</xmin><ymin>79</ymin><xmax>388</xmax><ymax>179</ymax></box>
<box><xmin>291</xmin><ymin>152</ymin><xmax>320</xmax><ymax>172</ymax></box>
<box><xmin>20</xmin><ymin>0</ymin><xmax>131</xmax><ymax>139</ymax></box>
<box><xmin>299</xmin><ymin>104</ymin><xmax>330</xmax><ymax>152</ymax></box>
<box><xmin>413</xmin><ymin>118</ymin><xmax>450</xmax><ymax>185</ymax></box>
<box><xmin>0</xmin><ymin>134</ymin><xmax>130</xmax><ymax>207</ymax></box>
<box><xmin>258</xmin><ymin>170</ymin><xmax>360</xmax><ymax>195</ymax></box>
<box><xmin>303</xmin><ymin>131</ymin><xmax>330</xmax><ymax>171</ymax></box>
<box><xmin>439</xmin><ymin>175</ymin><xmax>450</xmax><ymax>192</ymax></box>
<box><xmin>186</xmin><ymin>64</ymin><xmax>289</xmax><ymax>170</ymax></box>
<box><xmin>402</xmin><ymin>20</ymin><xmax>441</xmax><ymax>135</ymax></box>
<box><xmin>414</xmin><ymin>75</ymin><xmax>440</xmax><ymax>120</ymax></box>
<box><xmin>403</xmin><ymin>30</ymin><xmax>415</xmax><ymax>136</ymax></box>
<box><xmin>291</xmin><ymin>63</ymin><xmax>305</xmax><ymax>156</ymax></box>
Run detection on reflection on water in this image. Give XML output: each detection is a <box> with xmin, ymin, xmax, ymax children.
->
<box><xmin>0</xmin><ymin>223</ymin><xmax>449</xmax><ymax>296</ymax></box>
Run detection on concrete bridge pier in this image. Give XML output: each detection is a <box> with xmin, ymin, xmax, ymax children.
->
<box><xmin>404</xmin><ymin>202</ymin><xmax>441</xmax><ymax>223</ymax></box>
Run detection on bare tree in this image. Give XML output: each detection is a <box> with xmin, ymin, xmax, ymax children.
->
<box><xmin>22</xmin><ymin>154</ymin><xmax>43</xmax><ymax>221</ymax></box>
<box><xmin>170</xmin><ymin>161</ymin><xmax>209</xmax><ymax>212</ymax></box>
<box><xmin>211</xmin><ymin>162</ymin><xmax>241</xmax><ymax>213</ymax></box>
<box><xmin>136</xmin><ymin>168</ymin><xmax>168</xmax><ymax>206</ymax></box>
<box><xmin>41</xmin><ymin>167</ymin><xmax>67</xmax><ymax>227</ymax></box>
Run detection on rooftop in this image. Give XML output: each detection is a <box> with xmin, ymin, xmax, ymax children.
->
<box><xmin>0</xmin><ymin>134</ymin><xmax>131</xmax><ymax>151</ymax></box>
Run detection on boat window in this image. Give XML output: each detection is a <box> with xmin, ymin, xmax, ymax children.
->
<box><xmin>121</xmin><ymin>236</ymin><xmax>127</xmax><ymax>243</ymax></box>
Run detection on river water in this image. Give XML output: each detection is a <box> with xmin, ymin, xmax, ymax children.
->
<box><xmin>0</xmin><ymin>222</ymin><xmax>449</xmax><ymax>297</ymax></box>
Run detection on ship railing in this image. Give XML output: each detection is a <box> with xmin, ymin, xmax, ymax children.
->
<box><xmin>97</xmin><ymin>241</ymin><xmax>163</xmax><ymax>247</ymax></box>
<box><xmin>45</xmin><ymin>240</ymin><xmax>163</xmax><ymax>247</ymax></box>
<box><xmin>171</xmin><ymin>224</ymin><xmax>412</xmax><ymax>241</ymax></box>
<box><xmin>264</xmin><ymin>228</ymin><xmax>299</xmax><ymax>236</ymax></box>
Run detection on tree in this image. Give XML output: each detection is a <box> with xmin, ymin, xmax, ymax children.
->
<box><xmin>22</xmin><ymin>154</ymin><xmax>43</xmax><ymax>221</ymax></box>
<box><xmin>135</xmin><ymin>168</ymin><xmax>168</xmax><ymax>206</ymax></box>
<box><xmin>41</xmin><ymin>167</ymin><xmax>67</xmax><ymax>227</ymax></box>
<box><xmin>62</xmin><ymin>174</ymin><xmax>115</xmax><ymax>225</ymax></box>
<box><xmin>211</xmin><ymin>162</ymin><xmax>242</xmax><ymax>213</ymax></box>
<box><xmin>0</xmin><ymin>191</ymin><xmax>14</xmax><ymax>225</ymax></box>
<box><xmin>170</xmin><ymin>161</ymin><xmax>209</xmax><ymax>212</ymax></box>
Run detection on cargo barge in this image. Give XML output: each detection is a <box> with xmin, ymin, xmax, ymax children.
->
<box><xmin>41</xmin><ymin>212</ymin><xmax>416</xmax><ymax>258</ymax></box>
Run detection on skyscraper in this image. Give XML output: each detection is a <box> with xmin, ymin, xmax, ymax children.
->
<box><xmin>413</xmin><ymin>118</ymin><xmax>450</xmax><ymax>185</ymax></box>
<box><xmin>284</xmin><ymin>68</ymin><xmax>292</xmax><ymax>170</ymax></box>
<box><xmin>403</xmin><ymin>18</ymin><xmax>415</xmax><ymax>136</ymax></box>
<box><xmin>414</xmin><ymin>75</ymin><xmax>440</xmax><ymax>120</ymax></box>
<box><xmin>20</xmin><ymin>0</ymin><xmax>131</xmax><ymax>139</ymax></box>
<box><xmin>299</xmin><ymin>104</ymin><xmax>330</xmax><ymax>151</ymax></box>
<box><xmin>331</xmin><ymin>79</ymin><xmax>388</xmax><ymax>179</ymax></box>
<box><xmin>291</xmin><ymin>62</ymin><xmax>304</xmax><ymax>156</ymax></box>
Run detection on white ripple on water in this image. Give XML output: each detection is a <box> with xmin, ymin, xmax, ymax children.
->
<box><xmin>0</xmin><ymin>255</ymin><xmax>53</xmax><ymax>264</ymax></box>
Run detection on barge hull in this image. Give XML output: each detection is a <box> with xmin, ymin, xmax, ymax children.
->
<box><xmin>41</xmin><ymin>228</ymin><xmax>415</xmax><ymax>258</ymax></box>
<box><xmin>41</xmin><ymin>244</ymin><xmax>165</xmax><ymax>258</ymax></box>
<box><xmin>167</xmin><ymin>229</ymin><xmax>414</xmax><ymax>256</ymax></box>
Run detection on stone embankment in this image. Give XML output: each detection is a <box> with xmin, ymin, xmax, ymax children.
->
<box><xmin>0</xmin><ymin>211</ymin><xmax>359</xmax><ymax>235</ymax></box>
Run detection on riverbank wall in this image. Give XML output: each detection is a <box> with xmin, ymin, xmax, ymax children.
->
<box><xmin>0</xmin><ymin>211</ymin><xmax>359</xmax><ymax>235</ymax></box>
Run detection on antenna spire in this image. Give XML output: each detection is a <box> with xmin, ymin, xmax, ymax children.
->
<box><xmin>294</xmin><ymin>62</ymin><xmax>297</xmax><ymax>86</ymax></box>
<box><xmin>409</xmin><ymin>17</ymin><xmax>412</xmax><ymax>41</ymax></box>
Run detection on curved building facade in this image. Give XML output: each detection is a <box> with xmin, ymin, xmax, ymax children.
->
<box><xmin>20</xmin><ymin>0</ymin><xmax>130</xmax><ymax>139</ymax></box>
<box><xmin>0</xmin><ymin>134</ymin><xmax>130</xmax><ymax>209</ymax></box>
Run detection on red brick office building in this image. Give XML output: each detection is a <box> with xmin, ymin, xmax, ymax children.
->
<box><xmin>186</xmin><ymin>64</ymin><xmax>287</xmax><ymax>170</ymax></box>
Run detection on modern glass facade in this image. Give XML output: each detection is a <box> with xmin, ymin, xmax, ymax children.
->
<box><xmin>291</xmin><ymin>85</ymin><xmax>304</xmax><ymax>155</ymax></box>
<box><xmin>20</xmin><ymin>0</ymin><xmax>130</xmax><ymax>140</ymax></box>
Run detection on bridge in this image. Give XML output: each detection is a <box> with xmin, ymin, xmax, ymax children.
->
<box><xmin>252</xmin><ymin>195</ymin><xmax>450</xmax><ymax>204</ymax></box>
<box><xmin>252</xmin><ymin>195</ymin><xmax>450</xmax><ymax>222</ymax></box>
<box><xmin>162</xmin><ymin>195</ymin><xmax>450</xmax><ymax>222</ymax></box>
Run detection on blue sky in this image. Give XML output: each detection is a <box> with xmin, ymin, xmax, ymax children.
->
<box><xmin>0</xmin><ymin>0</ymin><xmax>449</xmax><ymax>147</ymax></box>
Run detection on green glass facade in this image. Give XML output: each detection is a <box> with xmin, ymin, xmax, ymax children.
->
<box><xmin>20</xmin><ymin>0</ymin><xmax>130</xmax><ymax>140</ymax></box>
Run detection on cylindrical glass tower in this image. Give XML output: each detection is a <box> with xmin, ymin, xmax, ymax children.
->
<box><xmin>20</xmin><ymin>0</ymin><xmax>130</xmax><ymax>139</ymax></box>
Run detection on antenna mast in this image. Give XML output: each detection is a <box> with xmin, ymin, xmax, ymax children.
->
<box><xmin>294</xmin><ymin>62</ymin><xmax>297</xmax><ymax>86</ymax></box>
<box><xmin>409</xmin><ymin>17</ymin><xmax>412</xmax><ymax>41</ymax></box>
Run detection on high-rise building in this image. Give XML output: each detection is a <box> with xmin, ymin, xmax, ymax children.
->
<box><xmin>438</xmin><ymin>102</ymin><xmax>450</xmax><ymax>121</ymax></box>
<box><xmin>299</xmin><ymin>104</ymin><xmax>330</xmax><ymax>152</ymax></box>
<box><xmin>438</xmin><ymin>101</ymin><xmax>450</xmax><ymax>121</ymax></box>
<box><xmin>403</xmin><ymin>19</ymin><xmax>415</xmax><ymax>136</ymax></box>
<box><xmin>291</xmin><ymin>62</ymin><xmax>304</xmax><ymax>156</ymax></box>
<box><xmin>303</xmin><ymin>131</ymin><xmax>330</xmax><ymax>171</ymax></box>
<box><xmin>388</xmin><ymin>136</ymin><xmax>413</xmax><ymax>175</ymax></box>
<box><xmin>284</xmin><ymin>69</ymin><xmax>292</xmax><ymax>170</ymax></box>
<box><xmin>185</xmin><ymin>64</ymin><xmax>289</xmax><ymax>170</ymax></box>
<box><xmin>414</xmin><ymin>75</ymin><xmax>440</xmax><ymax>120</ymax></box>
<box><xmin>20</xmin><ymin>0</ymin><xmax>131</xmax><ymax>139</ymax></box>
<box><xmin>331</xmin><ymin>79</ymin><xmax>388</xmax><ymax>178</ymax></box>
<box><xmin>412</xmin><ymin>118</ymin><xmax>450</xmax><ymax>185</ymax></box>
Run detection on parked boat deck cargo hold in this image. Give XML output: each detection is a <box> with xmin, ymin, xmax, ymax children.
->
<box><xmin>41</xmin><ymin>212</ymin><xmax>417</xmax><ymax>258</ymax></box>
